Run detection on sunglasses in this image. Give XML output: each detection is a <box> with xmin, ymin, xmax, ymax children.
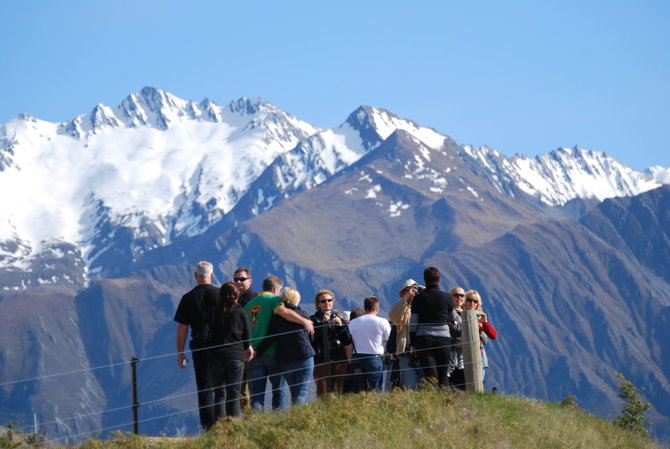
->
<box><xmin>466</xmin><ymin>298</ymin><xmax>479</xmax><ymax>303</ymax></box>
<box><xmin>233</xmin><ymin>277</ymin><xmax>250</xmax><ymax>282</ymax></box>
<box><xmin>319</xmin><ymin>298</ymin><xmax>334</xmax><ymax>304</ymax></box>
<box><xmin>453</xmin><ymin>293</ymin><xmax>465</xmax><ymax>298</ymax></box>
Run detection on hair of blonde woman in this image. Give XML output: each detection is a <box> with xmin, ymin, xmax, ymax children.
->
<box><xmin>465</xmin><ymin>290</ymin><xmax>483</xmax><ymax>312</ymax></box>
<box><xmin>282</xmin><ymin>287</ymin><xmax>301</xmax><ymax>306</ymax></box>
<box><xmin>314</xmin><ymin>289</ymin><xmax>335</xmax><ymax>309</ymax></box>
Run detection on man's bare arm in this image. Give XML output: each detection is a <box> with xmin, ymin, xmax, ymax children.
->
<box><xmin>275</xmin><ymin>306</ymin><xmax>314</xmax><ymax>334</ymax></box>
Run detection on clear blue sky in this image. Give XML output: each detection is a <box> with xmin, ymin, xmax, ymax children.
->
<box><xmin>1</xmin><ymin>0</ymin><xmax>668</xmax><ymax>170</ymax></box>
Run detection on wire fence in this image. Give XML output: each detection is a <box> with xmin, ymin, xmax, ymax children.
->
<box><xmin>2</xmin><ymin>316</ymin><xmax>493</xmax><ymax>447</ymax></box>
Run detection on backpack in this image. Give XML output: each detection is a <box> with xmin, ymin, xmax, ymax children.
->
<box><xmin>191</xmin><ymin>295</ymin><xmax>222</xmax><ymax>349</ymax></box>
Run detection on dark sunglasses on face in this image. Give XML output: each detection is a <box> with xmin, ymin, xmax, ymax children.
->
<box><xmin>234</xmin><ymin>277</ymin><xmax>250</xmax><ymax>282</ymax></box>
<box><xmin>320</xmin><ymin>298</ymin><xmax>333</xmax><ymax>304</ymax></box>
<box><xmin>453</xmin><ymin>293</ymin><xmax>465</xmax><ymax>298</ymax></box>
<box><xmin>466</xmin><ymin>298</ymin><xmax>479</xmax><ymax>303</ymax></box>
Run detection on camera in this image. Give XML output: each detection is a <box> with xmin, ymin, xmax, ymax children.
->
<box><xmin>416</xmin><ymin>285</ymin><xmax>426</xmax><ymax>292</ymax></box>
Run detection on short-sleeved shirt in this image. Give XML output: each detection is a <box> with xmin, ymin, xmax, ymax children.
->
<box><xmin>348</xmin><ymin>313</ymin><xmax>391</xmax><ymax>355</ymax></box>
<box><xmin>244</xmin><ymin>292</ymin><xmax>283</xmax><ymax>355</ymax></box>
<box><xmin>173</xmin><ymin>283</ymin><xmax>220</xmax><ymax>350</ymax></box>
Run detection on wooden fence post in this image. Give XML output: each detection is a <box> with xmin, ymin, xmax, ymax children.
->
<box><xmin>461</xmin><ymin>310</ymin><xmax>483</xmax><ymax>393</ymax></box>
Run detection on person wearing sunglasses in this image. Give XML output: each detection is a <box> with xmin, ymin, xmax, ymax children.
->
<box><xmin>232</xmin><ymin>267</ymin><xmax>258</xmax><ymax>409</ymax></box>
<box><xmin>310</xmin><ymin>289</ymin><xmax>352</xmax><ymax>396</ymax></box>
<box><xmin>464</xmin><ymin>290</ymin><xmax>498</xmax><ymax>381</ymax></box>
<box><xmin>447</xmin><ymin>287</ymin><xmax>467</xmax><ymax>390</ymax></box>
<box><xmin>233</xmin><ymin>267</ymin><xmax>257</xmax><ymax>307</ymax></box>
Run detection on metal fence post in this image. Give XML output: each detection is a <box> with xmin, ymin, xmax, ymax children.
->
<box><xmin>131</xmin><ymin>357</ymin><xmax>139</xmax><ymax>434</ymax></box>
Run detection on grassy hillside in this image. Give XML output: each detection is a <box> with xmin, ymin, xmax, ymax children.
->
<box><xmin>66</xmin><ymin>389</ymin><xmax>660</xmax><ymax>449</ymax></box>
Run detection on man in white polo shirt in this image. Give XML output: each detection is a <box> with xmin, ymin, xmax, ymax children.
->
<box><xmin>347</xmin><ymin>296</ymin><xmax>391</xmax><ymax>392</ymax></box>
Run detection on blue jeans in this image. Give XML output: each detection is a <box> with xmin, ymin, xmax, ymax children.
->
<box><xmin>280</xmin><ymin>357</ymin><xmax>314</xmax><ymax>405</ymax></box>
<box><xmin>398</xmin><ymin>354</ymin><xmax>421</xmax><ymax>390</ymax></box>
<box><xmin>249</xmin><ymin>354</ymin><xmax>285</xmax><ymax>410</ymax></box>
<box><xmin>351</xmin><ymin>354</ymin><xmax>384</xmax><ymax>393</ymax></box>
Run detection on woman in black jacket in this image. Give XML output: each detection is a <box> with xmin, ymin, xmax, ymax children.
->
<box><xmin>310</xmin><ymin>289</ymin><xmax>352</xmax><ymax>396</ymax></box>
<box><xmin>208</xmin><ymin>282</ymin><xmax>254</xmax><ymax>419</ymax></box>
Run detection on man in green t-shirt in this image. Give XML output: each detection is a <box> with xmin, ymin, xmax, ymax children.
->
<box><xmin>245</xmin><ymin>275</ymin><xmax>314</xmax><ymax>410</ymax></box>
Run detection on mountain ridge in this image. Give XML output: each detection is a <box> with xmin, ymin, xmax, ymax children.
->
<box><xmin>1</xmin><ymin>88</ymin><xmax>668</xmax><ymax>284</ymax></box>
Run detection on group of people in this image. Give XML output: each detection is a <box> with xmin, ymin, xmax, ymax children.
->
<box><xmin>387</xmin><ymin>270</ymin><xmax>498</xmax><ymax>391</ymax></box>
<box><xmin>174</xmin><ymin>262</ymin><xmax>497</xmax><ymax>430</ymax></box>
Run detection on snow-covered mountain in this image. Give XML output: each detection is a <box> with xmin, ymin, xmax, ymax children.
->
<box><xmin>1</xmin><ymin>87</ymin><xmax>668</xmax><ymax>286</ymax></box>
<box><xmin>460</xmin><ymin>145</ymin><xmax>663</xmax><ymax>206</ymax></box>
<box><xmin>0</xmin><ymin>88</ymin><xmax>319</xmax><ymax>278</ymax></box>
<box><xmin>236</xmin><ymin>105</ymin><xmax>447</xmax><ymax>218</ymax></box>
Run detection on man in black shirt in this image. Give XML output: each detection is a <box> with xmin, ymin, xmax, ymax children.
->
<box><xmin>232</xmin><ymin>266</ymin><xmax>257</xmax><ymax>409</ymax></box>
<box><xmin>174</xmin><ymin>261</ymin><xmax>219</xmax><ymax>430</ymax></box>
<box><xmin>234</xmin><ymin>267</ymin><xmax>257</xmax><ymax>307</ymax></box>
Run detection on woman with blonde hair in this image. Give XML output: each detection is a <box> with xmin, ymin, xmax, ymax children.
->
<box><xmin>254</xmin><ymin>287</ymin><xmax>315</xmax><ymax>405</ymax></box>
<box><xmin>464</xmin><ymin>290</ymin><xmax>498</xmax><ymax>381</ymax></box>
<box><xmin>310</xmin><ymin>289</ymin><xmax>352</xmax><ymax>395</ymax></box>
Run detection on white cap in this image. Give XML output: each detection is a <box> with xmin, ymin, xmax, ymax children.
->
<box><xmin>401</xmin><ymin>279</ymin><xmax>417</xmax><ymax>289</ymax></box>
<box><xmin>399</xmin><ymin>279</ymin><xmax>417</xmax><ymax>294</ymax></box>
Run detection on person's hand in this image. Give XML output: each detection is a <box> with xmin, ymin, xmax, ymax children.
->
<box><xmin>480</xmin><ymin>312</ymin><xmax>487</xmax><ymax>323</ymax></box>
<box><xmin>177</xmin><ymin>352</ymin><xmax>189</xmax><ymax>369</ymax></box>
<box><xmin>245</xmin><ymin>346</ymin><xmax>255</xmax><ymax>361</ymax></box>
<box><xmin>303</xmin><ymin>319</ymin><xmax>315</xmax><ymax>334</ymax></box>
<box><xmin>332</xmin><ymin>316</ymin><xmax>342</xmax><ymax>325</ymax></box>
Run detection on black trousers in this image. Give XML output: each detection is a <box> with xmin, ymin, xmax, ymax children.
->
<box><xmin>192</xmin><ymin>348</ymin><xmax>215</xmax><ymax>430</ymax></box>
<box><xmin>209</xmin><ymin>357</ymin><xmax>245</xmax><ymax>419</ymax></box>
<box><xmin>414</xmin><ymin>335</ymin><xmax>451</xmax><ymax>387</ymax></box>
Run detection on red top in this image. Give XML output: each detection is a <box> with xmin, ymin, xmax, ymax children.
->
<box><xmin>479</xmin><ymin>321</ymin><xmax>497</xmax><ymax>340</ymax></box>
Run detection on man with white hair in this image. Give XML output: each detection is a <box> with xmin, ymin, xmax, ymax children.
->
<box><xmin>174</xmin><ymin>261</ymin><xmax>220</xmax><ymax>430</ymax></box>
